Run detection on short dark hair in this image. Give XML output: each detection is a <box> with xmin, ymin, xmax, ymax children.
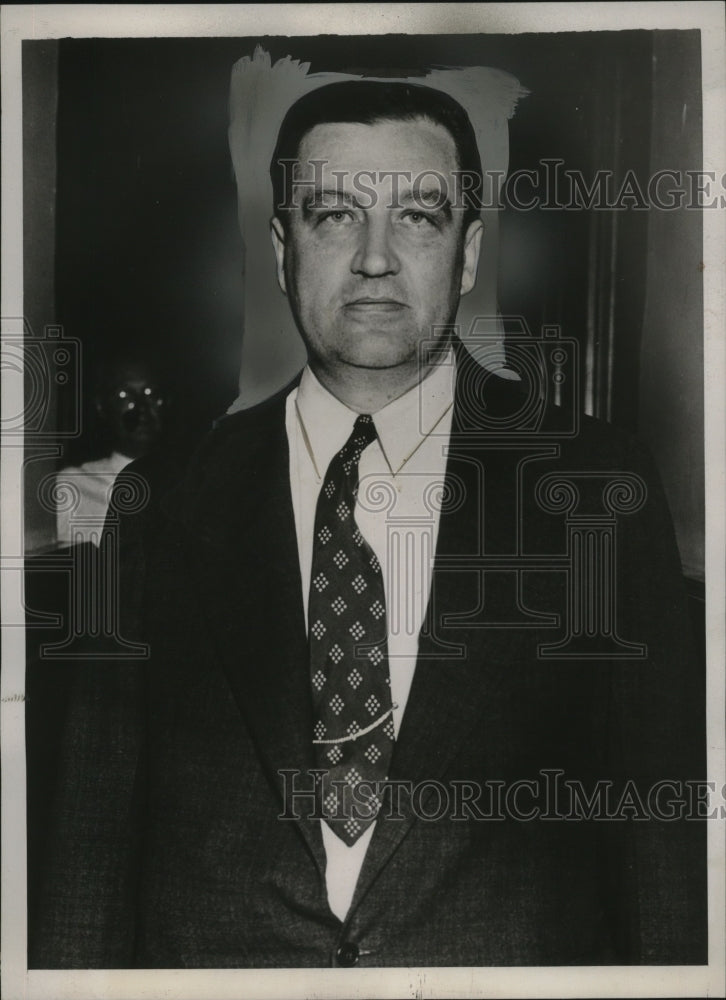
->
<box><xmin>270</xmin><ymin>79</ymin><xmax>483</xmax><ymax>230</ymax></box>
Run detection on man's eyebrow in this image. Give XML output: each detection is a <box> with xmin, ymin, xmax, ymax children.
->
<box><xmin>398</xmin><ymin>187</ymin><xmax>453</xmax><ymax>219</ymax></box>
<box><xmin>301</xmin><ymin>187</ymin><xmax>361</xmax><ymax>211</ymax></box>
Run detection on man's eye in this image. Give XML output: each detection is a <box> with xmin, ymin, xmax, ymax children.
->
<box><xmin>402</xmin><ymin>210</ymin><xmax>436</xmax><ymax>227</ymax></box>
<box><xmin>319</xmin><ymin>209</ymin><xmax>353</xmax><ymax>225</ymax></box>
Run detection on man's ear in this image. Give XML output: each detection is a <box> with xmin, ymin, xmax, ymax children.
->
<box><xmin>270</xmin><ymin>217</ymin><xmax>287</xmax><ymax>295</ymax></box>
<box><xmin>459</xmin><ymin>219</ymin><xmax>484</xmax><ymax>296</ymax></box>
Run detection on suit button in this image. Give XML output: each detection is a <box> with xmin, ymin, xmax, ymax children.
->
<box><xmin>335</xmin><ymin>942</ymin><xmax>359</xmax><ymax>967</ymax></box>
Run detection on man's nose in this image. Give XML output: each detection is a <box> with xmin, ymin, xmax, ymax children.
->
<box><xmin>350</xmin><ymin>216</ymin><xmax>399</xmax><ymax>277</ymax></box>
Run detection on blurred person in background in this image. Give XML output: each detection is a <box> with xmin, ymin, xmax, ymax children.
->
<box><xmin>55</xmin><ymin>354</ymin><xmax>166</xmax><ymax>547</ymax></box>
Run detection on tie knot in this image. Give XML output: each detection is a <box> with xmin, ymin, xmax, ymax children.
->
<box><xmin>337</xmin><ymin>414</ymin><xmax>377</xmax><ymax>467</ymax></box>
<box><xmin>351</xmin><ymin>413</ymin><xmax>376</xmax><ymax>448</ymax></box>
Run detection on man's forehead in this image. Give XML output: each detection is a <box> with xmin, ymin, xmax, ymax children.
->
<box><xmin>112</xmin><ymin>364</ymin><xmax>154</xmax><ymax>383</ymax></box>
<box><xmin>295</xmin><ymin>117</ymin><xmax>460</xmax><ymax>181</ymax></box>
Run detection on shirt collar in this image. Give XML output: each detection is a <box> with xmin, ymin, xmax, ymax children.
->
<box><xmin>108</xmin><ymin>451</ymin><xmax>135</xmax><ymax>472</ymax></box>
<box><xmin>294</xmin><ymin>348</ymin><xmax>455</xmax><ymax>477</ymax></box>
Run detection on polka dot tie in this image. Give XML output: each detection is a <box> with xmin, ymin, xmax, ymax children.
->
<box><xmin>309</xmin><ymin>414</ymin><xmax>395</xmax><ymax>845</ymax></box>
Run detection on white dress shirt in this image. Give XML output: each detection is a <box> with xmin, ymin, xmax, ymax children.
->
<box><xmin>55</xmin><ymin>451</ymin><xmax>133</xmax><ymax>547</ymax></box>
<box><xmin>285</xmin><ymin>351</ymin><xmax>455</xmax><ymax>920</ymax></box>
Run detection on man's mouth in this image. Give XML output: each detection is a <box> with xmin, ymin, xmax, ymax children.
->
<box><xmin>122</xmin><ymin>412</ymin><xmax>157</xmax><ymax>435</ymax></box>
<box><xmin>344</xmin><ymin>298</ymin><xmax>407</xmax><ymax>312</ymax></box>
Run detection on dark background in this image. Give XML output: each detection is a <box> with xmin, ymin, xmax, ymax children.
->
<box><xmin>23</xmin><ymin>30</ymin><xmax>704</xmax><ymax>582</ymax></box>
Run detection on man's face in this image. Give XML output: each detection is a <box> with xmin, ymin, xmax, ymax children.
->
<box><xmin>271</xmin><ymin>118</ymin><xmax>482</xmax><ymax>385</ymax></box>
<box><xmin>97</xmin><ymin>361</ymin><xmax>165</xmax><ymax>459</ymax></box>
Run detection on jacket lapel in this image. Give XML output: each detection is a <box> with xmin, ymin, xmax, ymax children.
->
<box><xmin>163</xmin><ymin>392</ymin><xmax>326</xmax><ymax>873</ymax></box>
<box><xmin>348</xmin><ymin>347</ymin><xmax>536</xmax><ymax>914</ymax></box>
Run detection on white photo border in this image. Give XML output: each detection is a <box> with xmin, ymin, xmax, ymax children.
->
<box><xmin>2</xmin><ymin>4</ymin><xmax>724</xmax><ymax>998</ymax></box>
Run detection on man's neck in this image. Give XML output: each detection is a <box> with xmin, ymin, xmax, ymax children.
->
<box><xmin>309</xmin><ymin>352</ymin><xmax>453</xmax><ymax>415</ymax></box>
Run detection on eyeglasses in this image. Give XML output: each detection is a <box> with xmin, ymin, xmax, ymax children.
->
<box><xmin>110</xmin><ymin>384</ymin><xmax>166</xmax><ymax>410</ymax></box>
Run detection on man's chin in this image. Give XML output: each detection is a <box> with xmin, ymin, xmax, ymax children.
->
<box><xmin>337</xmin><ymin>338</ymin><xmax>451</xmax><ymax>374</ymax></box>
<box><xmin>328</xmin><ymin>331</ymin><xmax>413</xmax><ymax>369</ymax></box>
<box><xmin>340</xmin><ymin>350</ymin><xmax>414</xmax><ymax>372</ymax></box>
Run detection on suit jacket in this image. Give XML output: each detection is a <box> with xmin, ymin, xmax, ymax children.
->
<box><xmin>30</xmin><ymin>342</ymin><xmax>707</xmax><ymax>968</ymax></box>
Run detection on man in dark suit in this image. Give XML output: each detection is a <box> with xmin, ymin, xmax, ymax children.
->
<box><xmin>30</xmin><ymin>81</ymin><xmax>706</xmax><ymax>969</ymax></box>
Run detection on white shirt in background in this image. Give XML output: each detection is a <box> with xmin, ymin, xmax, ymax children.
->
<box><xmin>55</xmin><ymin>451</ymin><xmax>132</xmax><ymax>547</ymax></box>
